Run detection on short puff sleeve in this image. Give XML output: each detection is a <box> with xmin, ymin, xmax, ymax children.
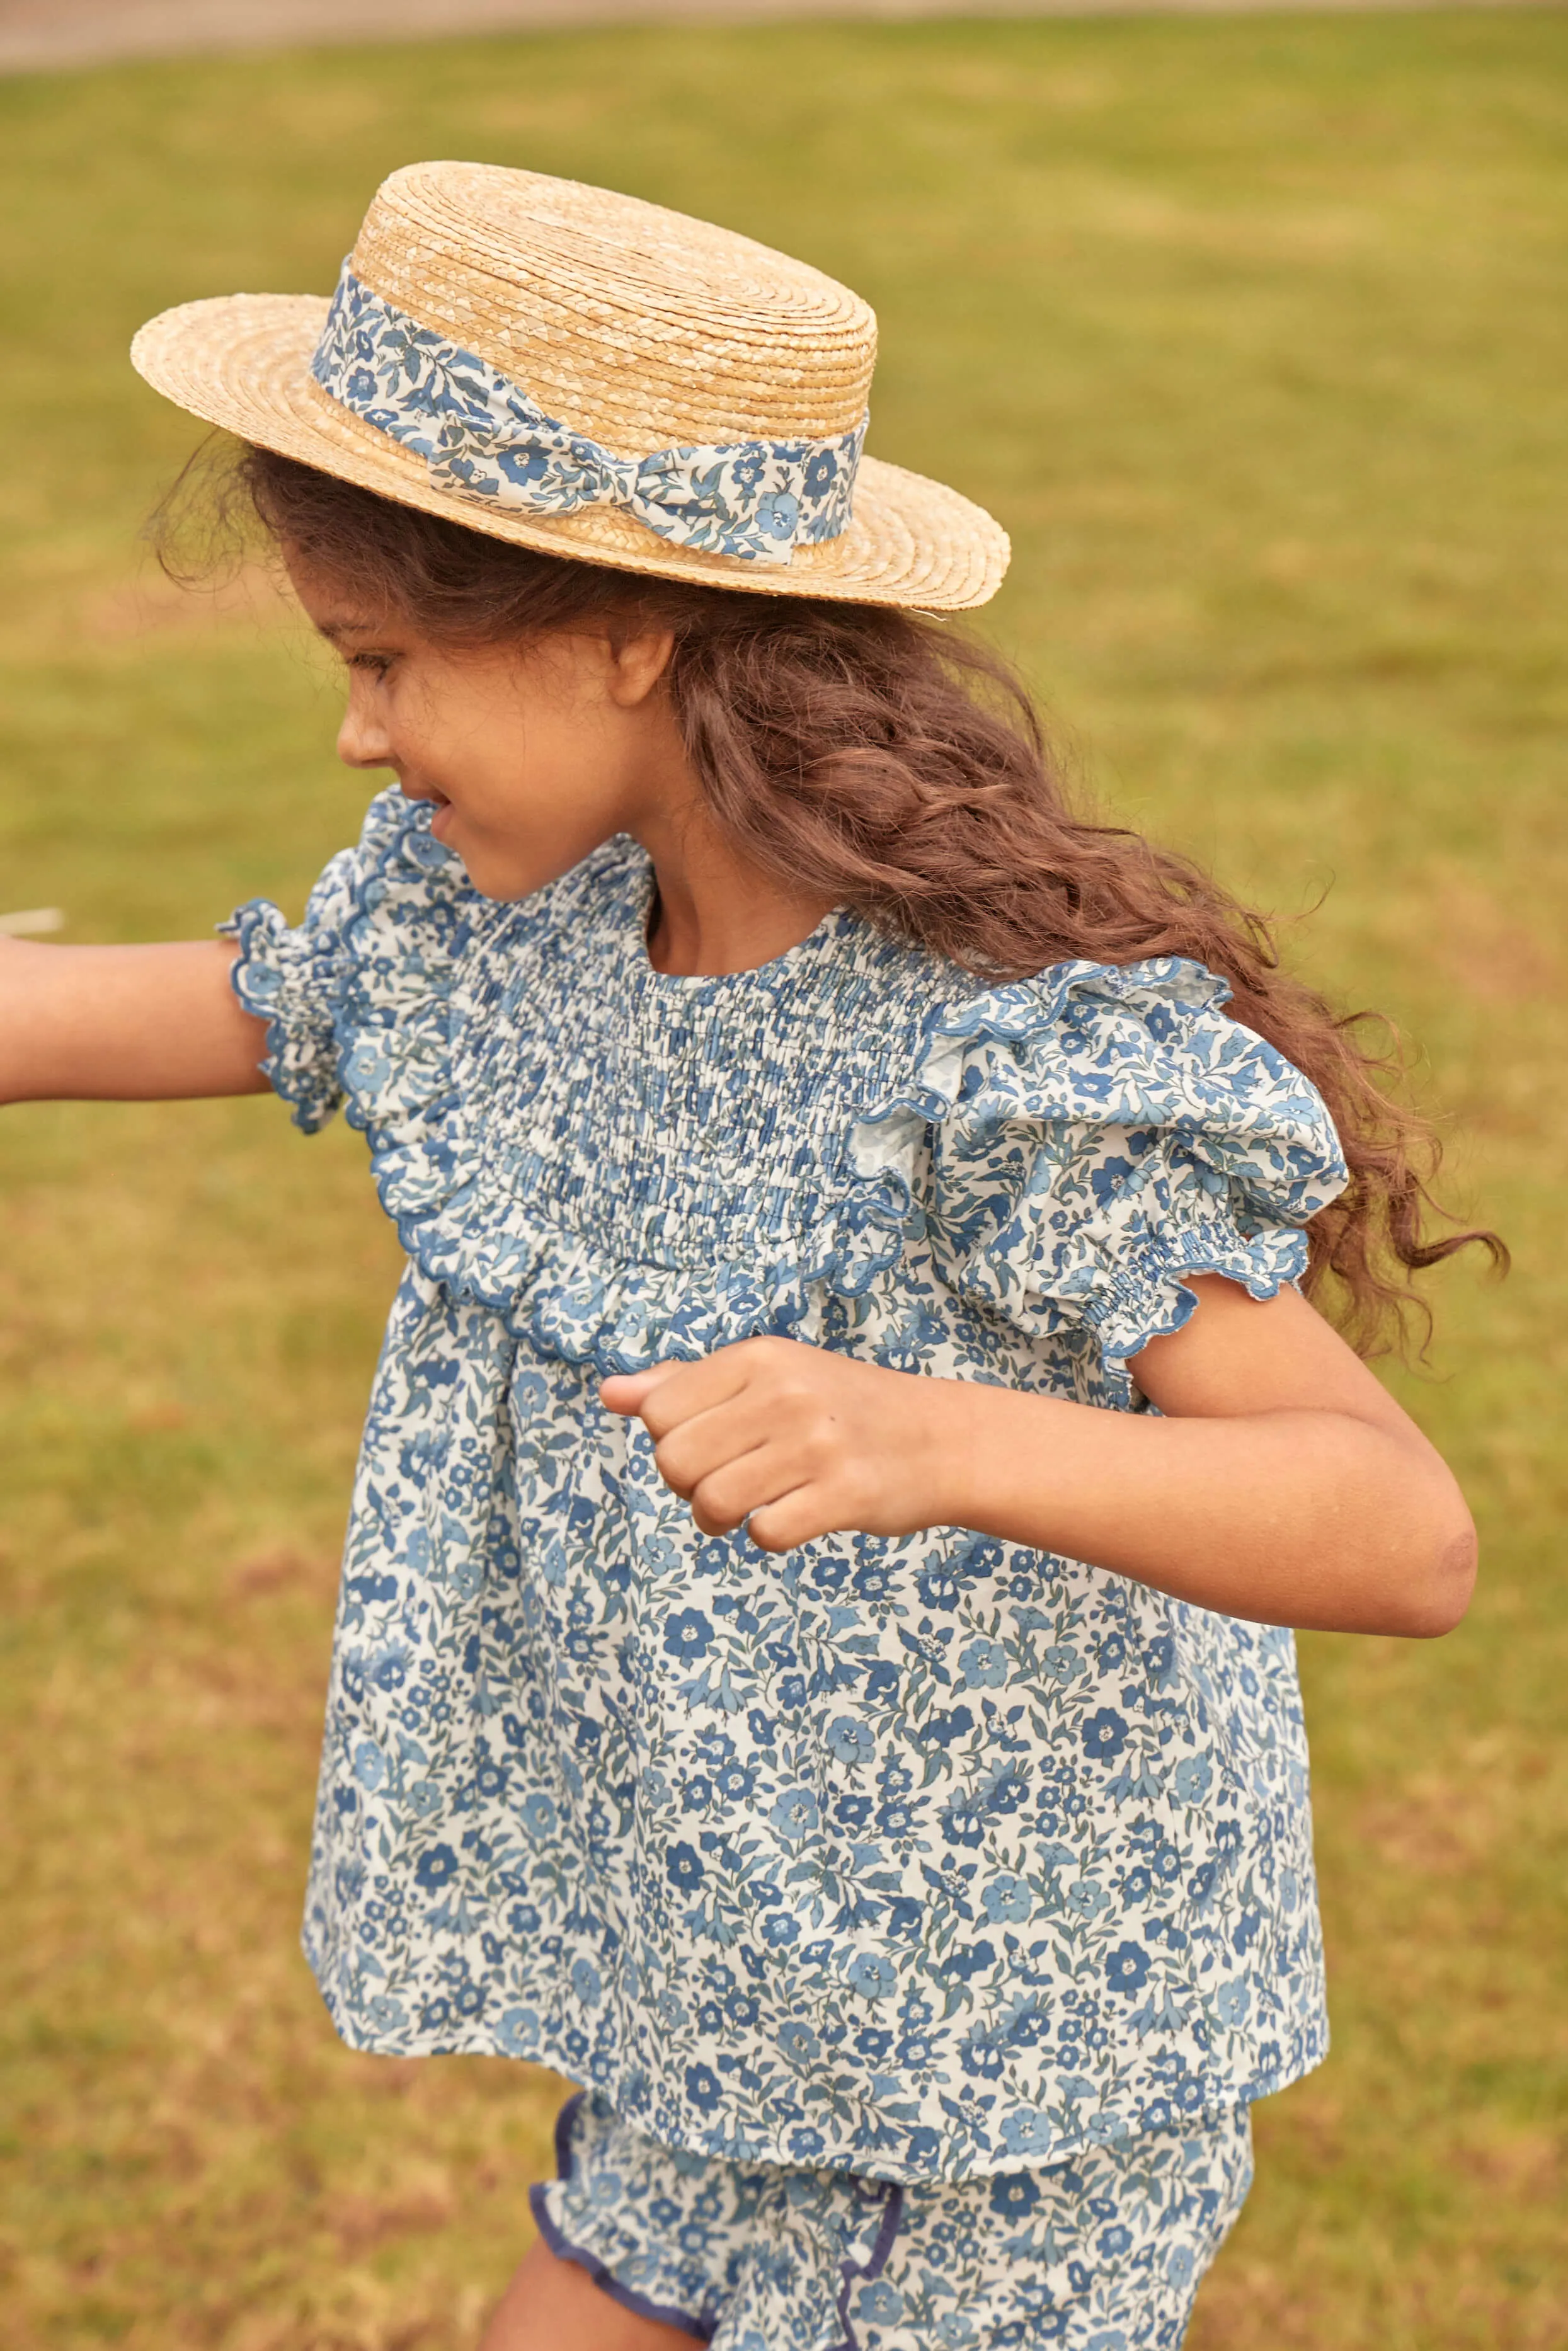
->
<box><xmin>883</xmin><ymin>959</ymin><xmax>1349</xmax><ymax>1406</ymax></box>
<box><xmin>219</xmin><ymin>789</ymin><xmax>464</xmax><ymax>1135</ymax></box>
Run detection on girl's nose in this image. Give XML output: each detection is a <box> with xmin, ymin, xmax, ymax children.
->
<box><xmin>336</xmin><ymin>695</ymin><xmax>394</xmax><ymax>771</ymax></box>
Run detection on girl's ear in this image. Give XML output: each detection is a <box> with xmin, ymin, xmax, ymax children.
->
<box><xmin>605</xmin><ymin>625</ymin><xmax>676</xmax><ymax>707</ymax></box>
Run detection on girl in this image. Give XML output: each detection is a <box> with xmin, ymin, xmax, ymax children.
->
<box><xmin>4</xmin><ymin>163</ymin><xmax>1491</xmax><ymax>2351</ymax></box>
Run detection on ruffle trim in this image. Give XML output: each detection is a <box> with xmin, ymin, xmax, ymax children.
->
<box><xmin>222</xmin><ymin>891</ymin><xmax>350</xmax><ymax>1136</ymax></box>
<box><xmin>361</xmin><ymin>1139</ymin><xmax>920</xmax><ymax>1375</ymax></box>
<box><xmin>528</xmin><ymin>2090</ymin><xmax>903</xmax><ymax>2351</ymax></box>
<box><xmin>852</xmin><ymin>959</ymin><xmax>1348</xmax><ymax>1402</ymax></box>
<box><xmin>227</xmin><ymin>796</ymin><xmax>1348</xmax><ymax>1380</ymax></box>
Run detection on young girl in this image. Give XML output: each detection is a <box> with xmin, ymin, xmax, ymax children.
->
<box><xmin>6</xmin><ymin>163</ymin><xmax>1489</xmax><ymax>2351</ymax></box>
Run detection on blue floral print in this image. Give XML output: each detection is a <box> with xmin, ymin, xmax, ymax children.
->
<box><xmin>311</xmin><ymin>263</ymin><xmax>866</xmax><ymax>565</ymax></box>
<box><xmin>224</xmin><ymin>787</ymin><xmax>1347</xmax><ymax>2184</ymax></box>
<box><xmin>533</xmin><ymin>2087</ymin><xmax>1254</xmax><ymax>2348</ymax></box>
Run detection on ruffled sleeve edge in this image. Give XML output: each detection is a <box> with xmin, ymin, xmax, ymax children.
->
<box><xmin>1083</xmin><ymin>1218</ymin><xmax>1312</xmax><ymax>1404</ymax></box>
<box><xmin>219</xmin><ymin>896</ymin><xmax>346</xmax><ymax>1136</ymax></box>
<box><xmin>853</xmin><ymin>954</ymin><xmax>1341</xmax><ymax>1406</ymax></box>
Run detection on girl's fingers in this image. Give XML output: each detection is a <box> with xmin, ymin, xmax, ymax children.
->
<box><xmin>599</xmin><ymin>1344</ymin><xmax>758</xmax><ymax>1434</ymax></box>
<box><xmin>745</xmin><ymin>1487</ymin><xmax>837</xmax><ymax>1553</ymax></box>
<box><xmin>688</xmin><ymin>1448</ymin><xmax>811</xmax><ymax>1540</ymax></box>
<box><xmin>598</xmin><ymin>1367</ymin><xmax>669</xmax><ymax>1415</ymax></box>
<box><xmin>653</xmin><ymin>1395</ymin><xmax>785</xmax><ymax>1498</ymax></box>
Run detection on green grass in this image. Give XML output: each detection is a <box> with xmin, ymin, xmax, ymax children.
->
<box><xmin>0</xmin><ymin>11</ymin><xmax>1564</xmax><ymax>2347</ymax></box>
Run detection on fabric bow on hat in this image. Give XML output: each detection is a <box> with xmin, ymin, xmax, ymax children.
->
<box><xmin>312</xmin><ymin>263</ymin><xmax>866</xmax><ymax>568</ymax></box>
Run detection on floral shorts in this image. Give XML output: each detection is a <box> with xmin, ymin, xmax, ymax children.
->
<box><xmin>529</xmin><ymin>2090</ymin><xmax>1254</xmax><ymax>2350</ymax></box>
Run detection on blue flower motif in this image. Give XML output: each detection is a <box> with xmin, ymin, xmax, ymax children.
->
<box><xmin>414</xmin><ymin>1843</ymin><xmax>457</xmax><ymax>1893</ymax></box>
<box><xmin>684</xmin><ymin>2063</ymin><xmax>722</xmax><ymax>2112</ymax></box>
<box><xmin>1105</xmin><ymin>1942</ymin><xmax>1151</xmax><ymax>1993</ymax></box>
<box><xmin>827</xmin><ymin>1715</ymin><xmax>876</xmax><ymax>1766</ymax></box>
<box><xmin>1081</xmin><ymin>1708</ymin><xmax>1128</xmax><ymax>1762</ymax></box>
<box><xmin>769</xmin><ymin>1787</ymin><xmax>820</xmax><ymax>1842</ymax></box>
<box><xmin>983</xmin><ymin>1873</ymin><xmax>1033</xmax><ymax>1923</ymax></box>
<box><xmin>663</xmin><ymin>1608</ymin><xmax>714</xmax><ymax>1662</ymax></box>
<box><xmin>959</xmin><ymin>1636</ymin><xmax>1009</xmax><ymax>1689</ymax></box>
<box><xmin>753</xmin><ymin>490</ymin><xmax>800</xmax><ymax>542</ymax></box>
<box><xmin>667</xmin><ymin>1843</ymin><xmax>705</xmax><ymax>1892</ymax></box>
<box><xmin>915</xmin><ymin>1565</ymin><xmax>964</xmax><ymax>1611</ymax></box>
<box><xmin>571</xmin><ymin>1958</ymin><xmax>602</xmax><ymax>2006</ymax></box>
<box><xmin>522</xmin><ymin>1793</ymin><xmax>558</xmax><ymax>1840</ymax></box>
<box><xmin>961</xmin><ymin>2031</ymin><xmax>1006</xmax><ymax>2079</ymax></box>
<box><xmin>999</xmin><ymin>2107</ymin><xmax>1055</xmax><ymax>2155</ymax></box>
<box><xmin>989</xmin><ymin>2172</ymin><xmax>1042</xmax><ymax>2217</ymax></box>
<box><xmin>1214</xmin><ymin>1979</ymin><xmax>1250</xmax><ymax>2027</ymax></box>
<box><xmin>847</xmin><ymin>1952</ymin><xmax>896</xmax><ymax>1999</ymax></box>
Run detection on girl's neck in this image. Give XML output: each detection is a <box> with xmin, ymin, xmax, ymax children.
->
<box><xmin>633</xmin><ymin>799</ymin><xmax>835</xmax><ymax>980</ymax></box>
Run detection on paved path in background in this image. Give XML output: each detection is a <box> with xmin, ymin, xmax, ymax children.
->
<box><xmin>1</xmin><ymin>0</ymin><xmax>1556</xmax><ymax>72</ymax></box>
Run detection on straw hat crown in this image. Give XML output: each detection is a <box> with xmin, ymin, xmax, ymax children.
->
<box><xmin>352</xmin><ymin>162</ymin><xmax>877</xmax><ymax>459</ymax></box>
<box><xmin>131</xmin><ymin>161</ymin><xmax>1008</xmax><ymax>609</ymax></box>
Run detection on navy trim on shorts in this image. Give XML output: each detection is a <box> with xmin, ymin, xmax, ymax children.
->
<box><xmin>528</xmin><ymin>2091</ymin><xmax>718</xmax><ymax>2343</ymax></box>
<box><xmin>830</xmin><ymin>2178</ymin><xmax>905</xmax><ymax>2351</ymax></box>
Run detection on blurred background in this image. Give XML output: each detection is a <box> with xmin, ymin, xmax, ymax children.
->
<box><xmin>1</xmin><ymin>4</ymin><xmax>1564</xmax><ymax>2346</ymax></box>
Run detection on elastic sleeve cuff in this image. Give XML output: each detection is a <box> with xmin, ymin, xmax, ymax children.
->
<box><xmin>220</xmin><ymin>898</ymin><xmax>346</xmax><ymax>1134</ymax></box>
<box><xmin>1081</xmin><ymin>1216</ymin><xmax>1311</xmax><ymax>1404</ymax></box>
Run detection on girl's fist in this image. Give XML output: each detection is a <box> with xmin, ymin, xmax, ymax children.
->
<box><xmin>600</xmin><ymin>1337</ymin><xmax>951</xmax><ymax>1553</ymax></box>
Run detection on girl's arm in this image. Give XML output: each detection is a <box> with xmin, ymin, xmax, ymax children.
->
<box><xmin>0</xmin><ymin>937</ymin><xmax>270</xmax><ymax>1103</ymax></box>
<box><xmin>601</xmin><ymin>1279</ymin><xmax>1477</xmax><ymax>1640</ymax></box>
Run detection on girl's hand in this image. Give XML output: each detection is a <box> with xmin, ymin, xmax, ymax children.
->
<box><xmin>600</xmin><ymin>1338</ymin><xmax>949</xmax><ymax>1553</ymax></box>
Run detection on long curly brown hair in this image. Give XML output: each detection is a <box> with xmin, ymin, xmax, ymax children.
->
<box><xmin>179</xmin><ymin>443</ymin><xmax>1502</xmax><ymax>1357</ymax></box>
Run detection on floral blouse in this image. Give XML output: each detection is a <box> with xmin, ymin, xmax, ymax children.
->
<box><xmin>226</xmin><ymin>787</ymin><xmax>1346</xmax><ymax>2186</ymax></box>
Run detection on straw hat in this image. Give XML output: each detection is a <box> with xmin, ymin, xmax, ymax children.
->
<box><xmin>131</xmin><ymin>161</ymin><xmax>1008</xmax><ymax>612</ymax></box>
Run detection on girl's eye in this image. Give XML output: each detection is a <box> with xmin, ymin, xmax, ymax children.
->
<box><xmin>348</xmin><ymin>651</ymin><xmax>393</xmax><ymax>677</ymax></box>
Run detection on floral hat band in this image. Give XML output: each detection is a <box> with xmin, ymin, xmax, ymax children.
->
<box><xmin>314</xmin><ymin>262</ymin><xmax>866</xmax><ymax>567</ymax></box>
<box><xmin>130</xmin><ymin>163</ymin><xmax>1009</xmax><ymax>611</ymax></box>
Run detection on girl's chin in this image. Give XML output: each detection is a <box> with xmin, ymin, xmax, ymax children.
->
<box><xmin>440</xmin><ymin>832</ymin><xmax>561</xmax><ymax>904</ymax></box>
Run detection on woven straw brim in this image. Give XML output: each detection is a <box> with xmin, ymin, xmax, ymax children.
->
<box><xmin>132</xmin><ymin>294</ymin><xmax>1010</xmax><ymax>613</ymax></box>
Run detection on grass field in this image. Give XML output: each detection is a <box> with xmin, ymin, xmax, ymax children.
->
<box><xmin>1</xmin><ymin>11</ymin><xmax>1564</xmax><ymax>2347</ymax></box>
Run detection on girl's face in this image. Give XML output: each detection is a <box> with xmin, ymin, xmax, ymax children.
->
<box><xmin>285</xmin><ymin>548</ymin><xmax>684</xmax><ymax>901</ymax></box>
